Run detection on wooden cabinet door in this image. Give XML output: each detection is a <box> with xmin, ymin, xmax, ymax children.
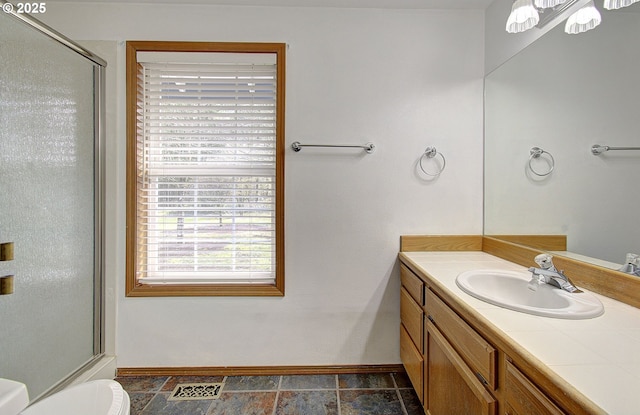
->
<box><xmin>424</xmin><ymin>320</ymin><xmax>496</xmax><ymax>415</ymax></box>
<box><xmin>505</xmin><ymin>361</ymin><xmax>566</xmax><ymax>415</ymax></box>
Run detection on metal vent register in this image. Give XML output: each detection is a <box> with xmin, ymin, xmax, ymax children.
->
<box><xmin>168</xmin><ymin>383</ymin><xmax>224</xmax><ymax>401</ymax></box>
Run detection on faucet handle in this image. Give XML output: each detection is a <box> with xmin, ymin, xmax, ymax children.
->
<box><xmin>534</xmin><ymin>253</ymin><xmax>554</xmax><ymax>269</ymax></box>
<box><xmin>527</xmin><ymin>270</ymin><xmax>546</xmax><ymax>291</ymax></box>
<box><xmin>618</xmin><ymin>253</ymin><xmax>640</xmax><ymax>275</ymax></box>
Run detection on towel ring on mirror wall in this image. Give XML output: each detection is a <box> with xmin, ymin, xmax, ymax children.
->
<box><xmin>419</xmin><ymin>146</ymin><xmax>446</xmax><ymax>177</ymax></box>
<box><xmin>528</xmin><ymin>146</ymin><xmax>555</xmax><ymax>177</ymax></box>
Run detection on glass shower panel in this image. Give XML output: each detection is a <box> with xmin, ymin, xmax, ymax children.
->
<box><xmin>0</xmin><ymin>14</ymin><xmax>98</xmax><ymax>398</ymax></box>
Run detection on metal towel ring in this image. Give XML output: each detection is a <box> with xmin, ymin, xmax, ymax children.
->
<box><xmin>419</xmin><ymin>146</ymin><xmax>446</xmax><ymax>177</ymax></box>
<box><xmin>528</xmin><ymin>147</ymin><xmax>555</xmax><ymax>177</ymax></box>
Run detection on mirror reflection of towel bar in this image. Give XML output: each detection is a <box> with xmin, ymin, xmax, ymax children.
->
<box><xmin>591</xmin><ymin>144</ymin><xmax>640</xmax><ymax>155</ymax></box>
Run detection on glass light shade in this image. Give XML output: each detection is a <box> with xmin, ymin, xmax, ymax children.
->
<box><xmin>506</xmin><ymin>0</ymin><xmax>540</xmax><ymax>33</ymax></box>
<box><xmin>534</xmin><ymin>0</ymin><xmax>569</xmax><ymax>8</ymax></box>
<box><xmin>564</xmin><ymin>1</ymin><xmax>601</xmax><ymax>34</ymax></box>
<box><xmin>603</xmin><ymin>0</ymin><xmax>639</xmax><ymax>9</ymax></box>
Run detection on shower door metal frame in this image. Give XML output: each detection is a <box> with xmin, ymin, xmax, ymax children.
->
<box><xmin>1</xmin><ymin>0</ymin><xmax>108</xmax><ymax>394</ymax></box>
<box><xmin>0</xmin><ymin>0</ymin><xmax>107</xmax><ymax>66</ymax></box>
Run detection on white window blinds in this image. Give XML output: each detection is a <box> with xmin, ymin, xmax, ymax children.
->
<box><xmin>136</xmin><ymin>52</ymin><xmax>278</xmax><ymax>285</ymax></box>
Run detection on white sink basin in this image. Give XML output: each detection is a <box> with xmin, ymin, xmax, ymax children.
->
<box><xmin>456</xmin><ymin>269</ymin><xmax>604</xmax><ymax>319</ymax></box>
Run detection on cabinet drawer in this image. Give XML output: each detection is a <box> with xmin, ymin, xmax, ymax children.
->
<box><xmin>426</xmin><ymin>289</ymin><xmax>496</xmax><ymax>390</ymax></box>
<box><xmin>401</xmin><ymin>264</ymin><xmax>424</xmax><ymax>305</ymax></box>
<box><xmin>425</xmin><ymin>320</ymin><xmax>497</xmax><ymax>415</ymax></box>
<box><xmin>401</xmin><ymin>287</ymin><xmax>423</xmax><ymax>352</ymax></box>
<box><xmin>505</xmin><ymin>360</ymin><xmax>566</xmax><ymax>415</ymax></box>
<box><xmin>400</xmin><ymin>324</ymin><xmax>424</xmax><ymax>404</ymax></box>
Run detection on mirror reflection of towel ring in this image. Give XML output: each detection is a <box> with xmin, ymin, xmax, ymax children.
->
<box><xmin>419</xmin><ymin>146</ymin><xmax>446</xmax><ymax>177</ymax></box>
<box><xmin>528</xmin><ymin>146</ymin><xmax>555</xmax><ymax>177</ymax></box>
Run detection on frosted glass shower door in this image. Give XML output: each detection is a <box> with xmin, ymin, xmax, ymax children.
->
<box><xmin>0</xmin><ymin>13</ymin><xmax>101</xmax><ymax>398</ymax></box>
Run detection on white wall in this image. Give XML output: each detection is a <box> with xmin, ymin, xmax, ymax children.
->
<box><xmin>41</xmin><ymin>3</ymin><xmax>484</xmax><ymax>368</ymax></box>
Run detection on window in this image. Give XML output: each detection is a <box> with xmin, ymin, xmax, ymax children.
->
<box><xmin>126</xmin><ymin>41</ymin><xmax>285</xmax><ymax>296</ymax></box>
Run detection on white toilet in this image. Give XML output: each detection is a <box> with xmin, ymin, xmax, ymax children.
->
<box><xmin>0</xmin><ymin>378</ymin><xmax>130</xmax><ymax>415</ymax></box>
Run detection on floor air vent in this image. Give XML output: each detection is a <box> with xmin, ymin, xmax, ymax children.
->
<box><xmin>168</xmin><ymin>383</ymin><xmax>224</xmax><ymax>401</ymax></box>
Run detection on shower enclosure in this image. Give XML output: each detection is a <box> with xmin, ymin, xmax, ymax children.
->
<box><xmin>0</xmin><ymin>6</ymin><xmax>106</xmax><ymax>400</ymax></box>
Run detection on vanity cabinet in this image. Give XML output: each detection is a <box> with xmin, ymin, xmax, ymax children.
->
<box><xmin>399</xmin><ymin>259</ymin><xmax>580</xmax><ymax>415</ymax></box>
<box><xmin>424</xmin><ymin>319</ymin><xmax>496</xmax><ymax>415</ymax></box>
<box><xmin>426</xmin><ymin>289</ymin><xmax>496</xmax><ymax>390</ymax></box>
<box><xmin>504</xmin><ymin>360</ymin><xmax>566</xmax><ymax>415</ymax></box>
<box><xmin>400</xmin><ymin>264</ymin><xmax>424</xmax><ymax>403</ymax></box>
<box><xmin>424</xmin><ymin>289</ymin><xmax>497</xmax><ymax>415</ymax></box>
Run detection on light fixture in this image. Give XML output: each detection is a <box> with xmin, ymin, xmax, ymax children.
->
<box><xmin>536</xmin><ymin>0</ymin><xmax>580</xmax><ymax>28</ymax></box>
<box><xmin>506</xmin><ymin>0</ymin><xmax>540</xmax><ymax>33</ymax></box>
<box><xmin>506</xmin><ymin>0</ymin><xmax>637</xmax><ymax>35</ymax></box>
<box><xmin>565</xmin><ymin>0</ymin><xmax>601</xmax><ymax>34</ymax></box>
<box><xmin>534</xmin><ymin>0</ymin><xmax>569</xmax><ymax>7</ymax></box>
<box><xmin>603</xmin><ymin>0</ymin><xmax>639</xmax><ymax>9</ymax></box>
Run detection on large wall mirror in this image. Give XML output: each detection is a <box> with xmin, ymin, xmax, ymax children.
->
<box><xmin>484</xmin><ymin>3</ymin><xmax>640</xmax><ymax>269</ymax></box>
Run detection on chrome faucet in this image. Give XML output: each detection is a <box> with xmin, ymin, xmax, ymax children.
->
<box><xmin>528</xmin><ymin>254</ymin><xmax>582</xmax><ymax>293</ymax></box>
<box><xmin>618</xmin><ymin>253</ymin><xmax>640</xmax><ymax>277</ymax></box>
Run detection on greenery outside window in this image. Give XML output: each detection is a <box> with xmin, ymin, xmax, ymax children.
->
<box><xmin>126</xmin><ymin>41</ymin><xmax>285</xmax><ymax>296</ymax></box>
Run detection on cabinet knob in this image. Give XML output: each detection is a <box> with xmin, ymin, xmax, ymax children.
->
<box><xmin>475</xmin><ymin>372</ymin><xmax>488</xmax><ymax>386</ymax></box>
<box><xmin>0</xmin><ymin>275</ymin><xmax>14</xmax><ymax>295</ymax></box>
<box><xmin>0</xmin><ymin>242</ymin><xmax>14</xmax><ymax>261</ymax></box>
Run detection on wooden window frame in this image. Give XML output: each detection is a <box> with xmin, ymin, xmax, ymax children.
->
<box><xmin>125</xmin><ymin>41</ymin><xmax>285</xmax><ymax>297</ymax></box>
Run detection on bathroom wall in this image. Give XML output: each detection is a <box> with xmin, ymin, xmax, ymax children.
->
<box><xmin>40</xmin><ymin>3</ymin><xmax>484</xmax><ymax>368</ymax></box>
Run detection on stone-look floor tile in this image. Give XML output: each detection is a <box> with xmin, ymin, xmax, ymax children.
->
<box><xmin>392</xmin><ymin>372</ymin><xmax>413</xmax><ymax>389</ymax></box>
<box><xmin>338</xmin><ymin>373</ymin><xmax>395</xmax><ymax>389</ymax></box>
<box><xmin>339</xmin><ymin>390</ymin><xmax>403</xmax><ymax>415</ymax></box>
<box><xmin>161</xmin><ymin>375</ymin><xmax>226</xmax><ymax>391</ymax></box>
<box><xmin>280</xmin><ymin>374</ymin><xmax>336</xmax><ymax>390</ymax></box>
<box><xmin>116</xmin><ymin>376</ymin><xmax>169</xmax><ymax>392</ymax></box>
<box><xmin>275</xmin><ymin>390</ymin><xmax>338</xmax><ymax>415</ymax></box>
<box><xmin>140</xmin><ymin>392</ymin><xmax>212</xmax><ymax>415</ymax></box>
<box><xmin>127</xmin><ymin>392</ymin><xmax>155</xmax><ymax>415</ymax></box>
<box><xmin>116</xmin><ymin>372</ymin><xmax>421</xmax><ymax>415</ymax></box>
<box><xmin>400</xmin><ymin>389</ymin><xmax>423</xmax><ymax>415</ymax></box>
<box><xmin>223</xmin><ymin>376</ymin><xmax>280</xmax><ymax>391</ymax></box>
<box><xmin>207</xmin><ymin>392</ymin><xmax>276</xmax><ymax>415</ymax></box>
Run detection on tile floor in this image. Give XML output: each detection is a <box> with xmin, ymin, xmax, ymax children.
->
<box><xmin>116</xmin><ymin>372</ymin><xmax>423</xmax><ymax>415</ymax></box>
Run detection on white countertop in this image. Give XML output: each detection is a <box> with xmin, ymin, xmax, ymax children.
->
<box><xmin>402</xmin><ymin>251</ymin><xmax>640</xmax><ymax>415</ymax></box>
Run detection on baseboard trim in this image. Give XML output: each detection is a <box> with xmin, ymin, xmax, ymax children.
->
<box><xmin>117</xmin><ymin>364</ymin><xmax>405</xmax><ymax>377</ymax></box>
